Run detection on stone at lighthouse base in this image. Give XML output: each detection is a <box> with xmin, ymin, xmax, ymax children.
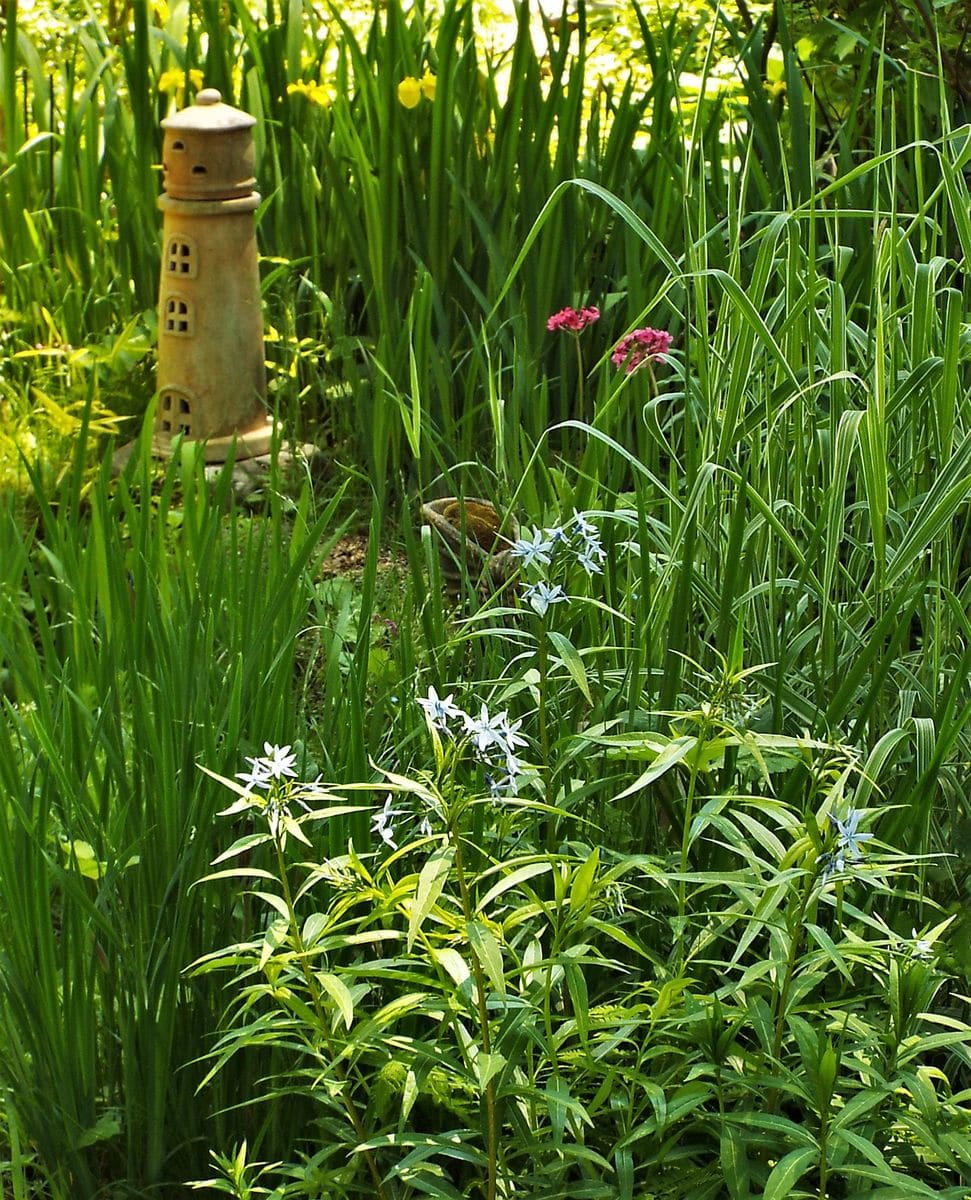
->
<box><xmin>207</xmin><ymin>440</ymin><xmax>326</xmax><ymax>501</ymax></box>
<box><xmin>150</xmin><ymin>412</ymin><xmax>277</xmax><ymax>463</ymax></box>
<box><xmin>113</xmin><ymin>417</ymin><xmax>324</xmax><ymax>501</ymax></box>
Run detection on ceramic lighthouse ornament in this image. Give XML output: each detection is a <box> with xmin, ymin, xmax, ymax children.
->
<box><xmin>153</xmin><ymin>87</ymin><xmax>273</xmax><ymax>461</ymax></box>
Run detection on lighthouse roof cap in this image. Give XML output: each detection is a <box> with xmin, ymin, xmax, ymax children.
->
<box><xmin>162</xmin><ymin>88</ymin><xmax>256</xmax><ymax>133</ymax></box>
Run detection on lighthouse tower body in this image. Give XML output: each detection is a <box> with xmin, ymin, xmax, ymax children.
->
<box><xmin>154</xmin><ymin>88</ymin><xmax>273</xmax><ymax>462</ymax></box>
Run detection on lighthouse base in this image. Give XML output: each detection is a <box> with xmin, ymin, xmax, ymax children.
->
<box><xmin>112</xmin><ymin>427</ymin><xmax>323</xmax><ymax>500</ymax></box>
<box><xmin>149</xmin><ymin>414</ymin><xmax>277</xmax><ymax>463</ymax></box>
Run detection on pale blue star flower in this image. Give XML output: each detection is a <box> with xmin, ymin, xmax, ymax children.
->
<box><xmin>577</xmin><ymin>544</ymin><xmax>604</xmax><ymax>576</ymax></box>
<box><xmin>371</xmin><ymin>795</ymin><xmax>407</xmax><ymax>850</ymax></box>
<box><xmin>417</xmin><ymin>686</ymin><xmax>465</xmax><ymax>731</ymax></box>
<box><xmin>236</xmin><ymin>761</ymin><xmax>271</xmax><ymax>793</ymax></box>
<box><xmin>485</xmin><ymin>768</ymin><xmax>520</xmax><ymax>800</ymax></box>
<box><xmin>261</xmin><ymin>743</ymin><xmax>299</xmax><ymax>779</ymax></box>
<box><xmin>464</xmin><ymin>703</ymin><xmax>506</xmax><ymax>754</ymax></box>
<box><xmin>543</xmin><ymin>525</ymin><xmax>571</xmax><ymax>546</ymax></box>
<box><xmin>523</xmin><ymin>581</ymin><xmax>568</xmax><ymax>616</ymax></box>
<box><xmin>463</xmin><ymin>705</ymin><xmax>529</xmax><ymax>766</ymax></box>
<box><xmin>509</xmin><ymin>528</ymin><xmax>554</xmax><ymax>570</ymax></box>
<box><xmin>571</xmin><ymin>509</ymin><xmax>598</xmax><ymax>539</ymax></box>
<box><xmin>822</xmin><ymin>847</ymin><xmax>849</xmax><ymax>880</ymax></box>
<box><xmin>822</xmin><ymin>808</ymin><xmax>874</xmax><ymax>880</ymax></box>
<box><xmin>829</xmin><ymin>808</ymin><xmax>874</xmax><ymax>860</ymax></box>
<box><xmin>580</xmin><ymin>531</ymin><xmax>606</xmax><ymax>558</ymax></box>
<box><xmin>910</xmin><ymin>929</ymin><xmax>934</xmax><ymax>960</ymax></box>
<box><xmin>493</xmin><ymin>713</ymin><xmax>528</xmax><ymax>756</ymax></box>
<box><xmin>503</xmin><ymin>751</ymin><xmax>524</xmax><ymax>778</ymax></box>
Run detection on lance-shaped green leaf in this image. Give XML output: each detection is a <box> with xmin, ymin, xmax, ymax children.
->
<box><xmin>408</xmin><ymin>844</ymin><xmax>454</xmax><ymax>950</ymax></box>
<box><xmin>467</xmin><ymin>919</ymin><xmax>506</xmax><ymax>996</ymax></box>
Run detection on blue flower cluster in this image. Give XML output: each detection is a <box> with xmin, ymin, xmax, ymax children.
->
<box><xmin>230</xmin><ymin>743</ymin><xmax>312</xmax><ymax>839</ymax></box>
<box><xmin>821</xmin><ymin>808</ymin><xmax>874</xmax><ymax>881</ymax></box>
<box><xmin>508</xmin><ymin>509</ymin><xmax>606</xmax><ymax>615</ymax></box>
<box><xmin>417</xmin><ymin>686</ymin><xmax>529</xmax><ymax>799</ymax></box>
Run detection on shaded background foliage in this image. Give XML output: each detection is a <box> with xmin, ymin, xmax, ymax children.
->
<box><xmin>2</xmin><ymin>0</ymin><xmax>968</xmax><ymax>449</ymax></box>
<box><xmin>0</xmin><ymin>0</ymin><xmax>969</xmax><ymax>1197</ymax></box>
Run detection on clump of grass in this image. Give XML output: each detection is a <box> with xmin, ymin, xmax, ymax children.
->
<box><xmin>0</xmin><ymin>435</ymin><xmax>362</xmax><ymax>1194</ymax></box>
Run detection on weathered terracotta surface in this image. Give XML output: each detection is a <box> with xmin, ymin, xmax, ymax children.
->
<box><xmin>161</xmin><ymin>87</ymin><xmax>256</xmax><ymax>200</ymax></box>
<box><xmin>153</xmin><ymin>88</ymin><xmax>273</xmax><ymax>462</ymax></box>
<box><xmin>421</xmin><ymin>497</ymin><xmax>520</xmax><ymax>598</ymax></box>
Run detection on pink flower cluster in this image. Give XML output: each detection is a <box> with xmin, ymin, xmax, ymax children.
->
<box><xmin>547</xmin><ymin>306</ymin><xmax>600</xmax><ymax>333</ymax></box>
<box><xmin>611</xmin><ymin>327</ymin><xmax>673</xmax><ymax>374</ymax></box>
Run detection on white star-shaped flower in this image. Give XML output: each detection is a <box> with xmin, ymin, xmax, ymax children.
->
<box><xmin>417</xmin><ymin>686</ymin><xmax>465</xmax><ymax>731</ymax></box>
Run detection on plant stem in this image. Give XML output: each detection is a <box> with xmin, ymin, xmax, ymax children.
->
<box><xmin>765</xmin><ymin>872</ymin><xmax>815</xmax><ymax>1116</ymax></box>
<box><xmin>574</xmin><ymin>332</ymin><xmax>586</xmax><ymax>424</ymax></box>
<box><xmin>452</xmin><ymin>827</ymin><xmax>499</xmax><ymax>1200</ymax></box>
<box><xmin>536</xmin><ymin>612</ymin><xmax>554</xmax><ymax>844</ymax></box>
<box><xmin>818</xmin><ymin>1114</ymin><xmax>829</xmax><ymax>1200</ymax></box>
<box><xmin>676</xmin><ymin>718</ymin><xmax>709</xmax><ymax>965</ymax></box>
<box><xmin>273</xmin><ymin>831</ymin><xmax>389</xmax><ymax>1200</ymax></box>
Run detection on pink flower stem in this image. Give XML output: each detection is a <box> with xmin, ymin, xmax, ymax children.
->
<box><xmin>574</xmin><ymin>332</ymin><xmax>586</xmax><ymax>424</ymax></box>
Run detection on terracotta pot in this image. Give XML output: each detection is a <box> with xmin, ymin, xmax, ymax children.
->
<box><xmin>420</xmin><ymin>497</ymin><xmax>519</xmax><ymax>597</ymax></box>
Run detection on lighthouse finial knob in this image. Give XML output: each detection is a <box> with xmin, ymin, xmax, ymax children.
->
<box><xmin>197</xmin><ymin>88</ymin><xmax>222</xmax><ymax>105</ymax></box>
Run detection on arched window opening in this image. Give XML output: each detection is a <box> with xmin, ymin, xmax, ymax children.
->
<box><xmin>165</xmin><ymin>237</ymin><xmax>197</xmax><ymax>278</ymax></box>
<box><xmin>164</xmin><ymin>295</ymin><xmax>193</xmax><ymax>337</ymax></box>
<box><xmin>158</xmin><ymin>389</ymin><xmax>193</xmax><ymax>436</ymax></box>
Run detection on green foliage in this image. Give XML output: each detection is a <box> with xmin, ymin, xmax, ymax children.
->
<box><xmin>0</xmin><ymin>437</ymin><xmax>360</xmax><ymax>1195</ymax></box>
<box><xmin>0</xmin><ymin>0</ymin><xmax>970</xmax><ymax>1196</ymax></box>
<box><xmin>189</xmin><ymin>725</ymin><xmax>971</xmax><ymax>1198</ymax></box>
<box><xmin>785</xmin><ymin>0</ymin><xmax>971</xmax><ymax>117</ymax></box>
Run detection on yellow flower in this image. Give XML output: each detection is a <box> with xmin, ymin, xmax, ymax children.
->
<box><xmin>158</xmin><ymin>67</ymin><xmax>204</xmax><ymax>102</ymax></box>
<box><xmin>763</xmin><ymin>52</ymin><xmax>786</xmax><ymax>101</ymax></box>
<box><xmin>420</xmin><ymin>69</ymin><xmax>437</xmax><ymax>101</ymax></box>
<box><xmin>397</xmin><ymin>76</ymin><xmax>422</xmax><ymax>109</ymax></box>
<box><xmin>287</xmin><ymin>79</ymin><xmax>332</xmax><ymax>107</ymax></box>
<box><xmin>157</xmin><ymin>68</ymin><xmax>181</xmax><ymax>95</ymax></box>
